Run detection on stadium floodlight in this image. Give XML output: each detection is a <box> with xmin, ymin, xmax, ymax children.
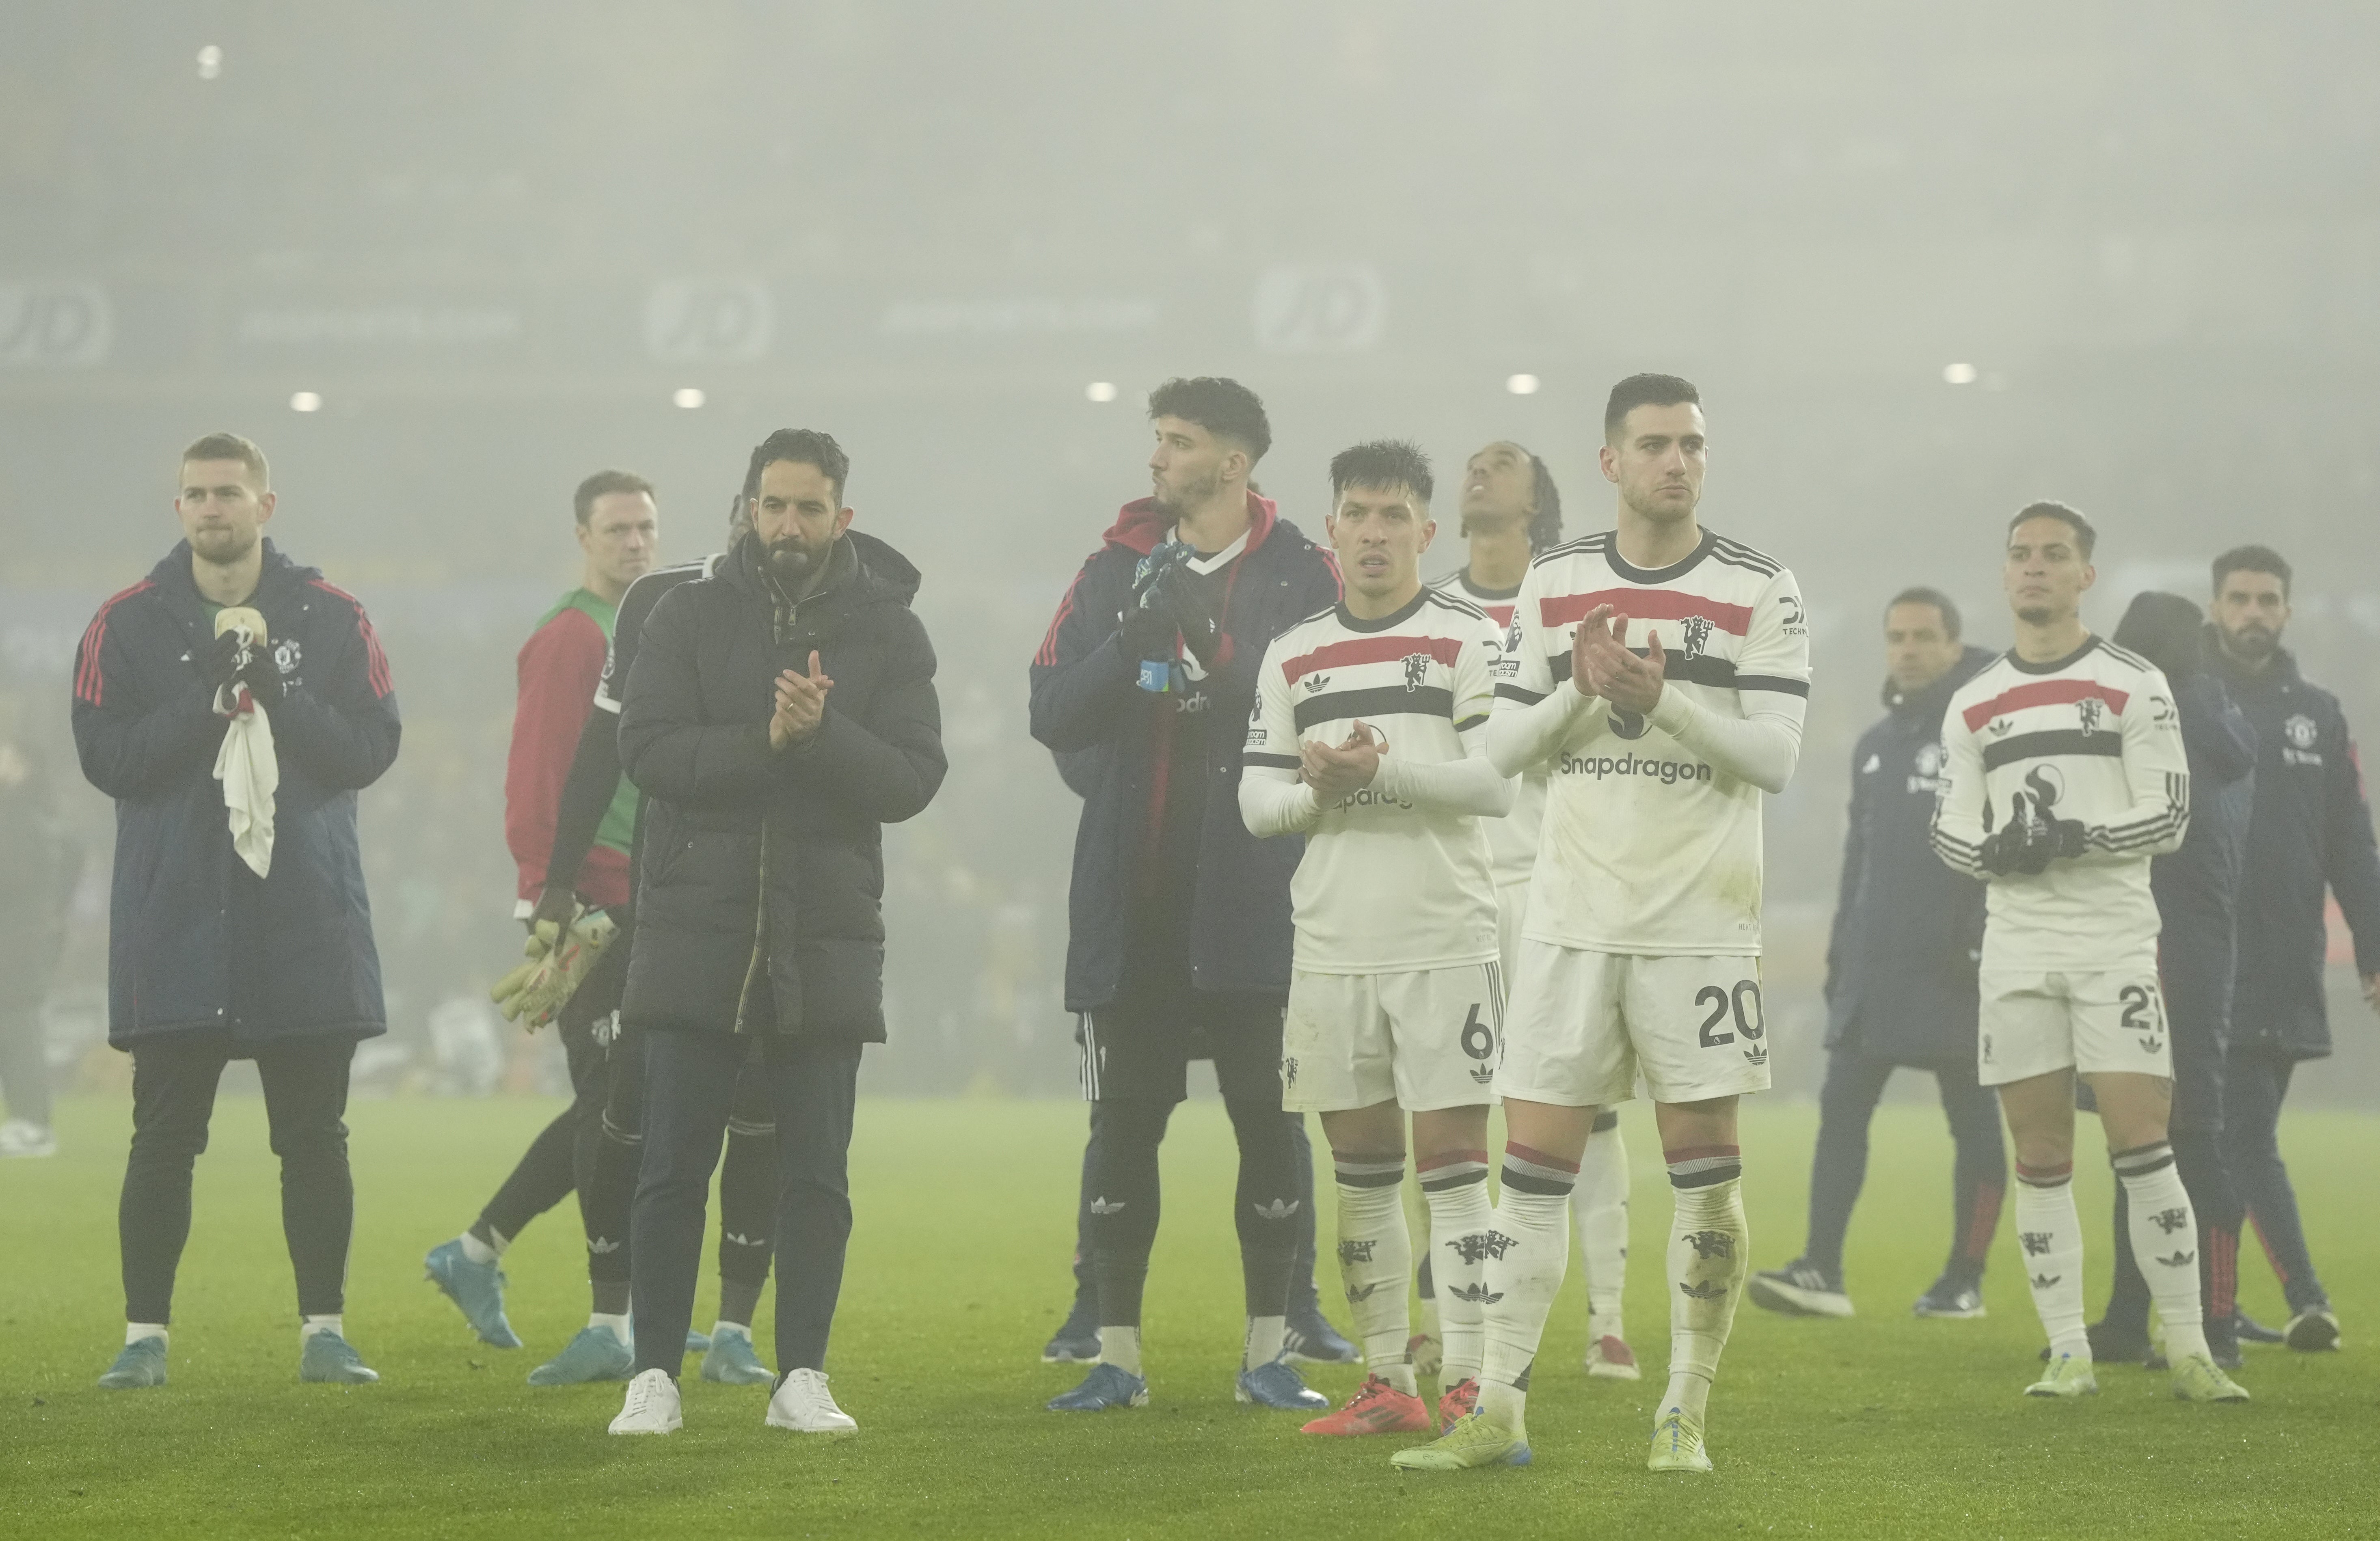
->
<box><xmin>1084</xmin><ymin>381</ymin><xmax>1119</xmax><ymax>403</ymax></box>
<box><xmin>672</xmin><ymin>387</ymin><xmax>706</xmax><ymax>409</ymax></box>
<box><xmin>1943</xmin><ymin>362</ymin><xmax>1978</xmax><ymax>385</ymax></box>
<box><xmin>197</xmin><ymin>45</ymin><xmax>223</xmax><ymax>80</ymax></box>
<box><xmin>1505</xmin><ymin>373</ymin><xmax>1541</xmax><ymax>395</ymax></box>
<box><xmin>289</xmin><ymin>391</ymin><xmax>322</xmax><ymax>412</ymax></box>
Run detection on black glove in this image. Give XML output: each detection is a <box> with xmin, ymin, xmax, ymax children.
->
<box><xmin>529</xmin><ymin>883</ymin><xmax>579</xmax><ymax>935</ymax></box>
<box><xmin>1158</xmin><ymin>564</ymin><xmax>1223</xmax><ymax>671</ymax></box>
<box><xmin>1978</xmin><ymin>791</ymin><xmax>2043</xmax><ymax>876</ymax></box>
<box><xmin>1128</xmin><ymin>539</ymin><xmax>1191</xmax><ymax>610</ymax></box>
<box><xmin>1120</xmin><ymin>592</ymin><xmax>1176</xmax><ymax>662</ymax></box>
<box><xmin>1980</xmin><ymin>792</ymin><xmax>2084</xmax><ymax>876</ymax></box>
<box><xmin>201</xmin><ymin>630</ymin><xmax>245</xmax><ymax>692</ymax></box>
<box><xmin>1119</xmin><ymin>542</ymin><xmax>1189</xmax><ymax>661</ymax></box>
<box><xmin>236</xmin><ymin>643</ymin><xmax>285</xmax><ymax>709</ymax></box>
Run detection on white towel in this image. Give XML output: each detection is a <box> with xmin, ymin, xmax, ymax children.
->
<box><xmin>213</xmin><ymin>665</ymin><xmax>279</xmax><ymax>879</ymax></box>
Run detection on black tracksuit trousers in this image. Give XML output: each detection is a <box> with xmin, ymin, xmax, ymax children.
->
<box><xmin>121</xmin><ymin>1032</ymin><xmax>355</xmax><ymax>1323</ymax></box>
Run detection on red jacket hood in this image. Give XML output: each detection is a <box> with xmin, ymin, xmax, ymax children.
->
<box><xmin>1099</xmin><ymin>490</ymin><xmax>1281</xmax><ymax>559</ymax></box>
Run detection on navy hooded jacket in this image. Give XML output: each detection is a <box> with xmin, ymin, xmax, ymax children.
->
<box><xmin>1030</xmin><ymin>494</ymin><xmax>1339</xmax><ymax>1012</ymax></box>
<box><xmin>1824</xmin><ymin>647</ymin><xmax>1992</xmax><ymax>1066</ymax></box>
<box><xmin>2211</xmin><ymin>639</ymin><xmax>2380</xmax><ymax>1060</ymax></box>
<box><xmin>71</xmin><ymin>540</ymin><xmax>400</xmax><ymax>1048</ymax></box>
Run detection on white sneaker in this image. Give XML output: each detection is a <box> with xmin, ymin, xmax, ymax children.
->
<box><xmin>608</xmin><ymin>1368</ymin><xmax>682</xmax><ymax>1434</ymax></box>
<box><xmin>0</xmin><ymin>1119</ymin><xmax>57</xmax><ymax>1158</ymax></box>
<box><xmin>765</xmin><ymin>1368</ymin><xmax>857</xmax><ymax>1433</ymax></box>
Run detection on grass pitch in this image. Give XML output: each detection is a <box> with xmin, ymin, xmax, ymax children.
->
<box><xmin>1</xmin><ymin>1092</ymin><xmax>2374</xmax><ymax>1539</ymax></box>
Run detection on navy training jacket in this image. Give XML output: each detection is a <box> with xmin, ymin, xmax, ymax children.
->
<box><xmin>71</xmin><ymin>540</ymin><xmax>400</xmax><ymax>1049</ymax></box>
<box><xmin>1029</xmin><ymin>493</ymin><xmax>1339</xmax><ymax>1013</ymax></box>
<box><xmin>1825</xmin><ymin>647</ymin><xmax>1993</xmax><ymax>1067</ymax></box>
<box><xmin>2211</xmin><ymin>639</ymin><xmax>2380</xmax><ymax>1060</ymax></box>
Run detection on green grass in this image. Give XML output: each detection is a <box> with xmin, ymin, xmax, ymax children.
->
<box><xmin>2</xmin><ymin>1093</ymin><xmax>2375</xmax><ymax>1539</ymax></box>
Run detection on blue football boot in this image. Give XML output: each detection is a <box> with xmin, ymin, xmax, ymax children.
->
<box><xmin>1236</xmin><ymin>1357</ymin><xmax>1328</xmax><ymax>1411</ymax></box>
<box><xmin>700</xmin><ymin>1325</ymin><xmax>773</xmax><ymax>1384</ymax></box>
<box><xmin>97</xmin><ymin>1335</ymin><xmax>168</xmax><ymax>1390</ymax></box>
<box><xmin>1047</xmin><ymin>1362</ymin><xmax>1150</xmax><ymax>1411</ymax></box>
<box><xmin>685</xmin><ymin>1328</ymin><xmax>711</xmax><ymax>1354</ymax></box>
<box><xmin>527</xmin><ymin>1325</ymin><xmax>634</xmax><ymax>1385</ymax></box>
<box><xmin>299</xmin><ymin>1330</ymin><xmax>380</xmax><ymax>1384</ymax></box>
<box><xmin>423</xmin><ymin>1239</ymin><xmax>520</xmax><ymax>1349</ymax></box>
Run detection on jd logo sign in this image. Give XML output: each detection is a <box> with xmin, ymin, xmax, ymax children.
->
<box><xmin>644</xmin><ymin>280</ymin><xmax>774</xmax><ymax>363</ymax></box>
<box><xmin>0</xmin><ymin>282</ymin><xmax>113</xmax><ymax>367</ymax></box>
<box><xmin>1252</xmin><ymin>265</ymin><xmax>1386</xmax><ymax>354</ymax></box>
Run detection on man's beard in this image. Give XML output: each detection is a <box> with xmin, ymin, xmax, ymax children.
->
<box><xmin>764</xmin><ymin>533</ymin><xmax>830</xmax><ymax>586</ymax></box>
<box><xmin>190</xmin><ymin>525</ymin><xmax>259</xmax><ymax>565</ymax></box>
<box><xmin>1153</xmin><ymin>466</ymin><xmax>1221</xmax><ymax>516</ymax></box>
<box><xmin>2220</xmin><ymin>621</ymin><xmax>2278</xmax><ymax>661</ymax></box>
<box><xmin>1622</xmin><ymin>486</ymin><xmax>1694</xmax><ymax>524</ymax></box>
<box><xmin>2015</xmin><ymin>602</ymin><xmax>2056</xmax><ymax>626</ymax></box>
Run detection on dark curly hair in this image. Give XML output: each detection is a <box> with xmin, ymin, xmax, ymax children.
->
<box><xmin>1147</xmin><ymin>376</ymin><xmax>1271</xmax><ymax>464</ymax></box>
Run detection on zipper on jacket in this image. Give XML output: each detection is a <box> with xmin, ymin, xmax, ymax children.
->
<box><xmin>732</xmin><ymin>816</ymin><xmax>769</xmax><ymax>1034</ymax></box>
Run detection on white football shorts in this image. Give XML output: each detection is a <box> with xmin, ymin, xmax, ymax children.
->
<box><xmin>1495</xmin><ymin>942</ymin><xmax>1771</xmax><ymax>1107</ymax></box>
<box><xmin>1281</xmin><ymin>962</ymin><xmax>1504</xmax><ymax>1113</ymax></box>
<box><xmin>1976</xmin><ymin>963</ymin><xmax>2170</xmax><ymax>1087</ymax></box>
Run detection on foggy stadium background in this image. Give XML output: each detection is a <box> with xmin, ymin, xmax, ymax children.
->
<box><xmin>4</xmin><ymin>2</ymin><xmax>2377</xmax><ymax>1107</ymax></box>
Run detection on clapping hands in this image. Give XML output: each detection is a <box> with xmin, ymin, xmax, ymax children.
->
<box><xmin>1300</xmin><ymin>721</ymin><xmax>1385</xmax><ymax>799</ymax></box>
<box><xmin>1570</xmin><ymin>604</ymin><xmax>1667</xmax><ymax>714</ymax></box>
<box><xmin>770</xmin><ymin>651</ymin><xmax>833</xmax><ymax>749</ymax></box>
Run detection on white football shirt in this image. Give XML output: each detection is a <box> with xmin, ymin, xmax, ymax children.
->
<box><xmin>1499</xmin><ymin>529</ymin><xmax>1810</xmax><ymax>956</ymax></box>
<box><xmin>1932</xmin><ymin>635</ymin><xmax>2188</xmax><ymax>968</ymax></box>
<box><xmin>1245</xmin><ymin>587</ymin><xmax>1505</xmax><ymax>973</ymax></box>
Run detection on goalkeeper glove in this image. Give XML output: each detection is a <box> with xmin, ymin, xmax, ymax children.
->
<box><xmin>490</xmin><ymin>906</ymin><xmax>618</xmax><ymax>1029</ymax></box>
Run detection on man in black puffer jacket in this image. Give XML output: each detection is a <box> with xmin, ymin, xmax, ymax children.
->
<box><xmin>605</xmin><ymin>429</ymin><xmax>945</xmax><ymax>1438</ymax></box>
<box><xmin>73</xmin><ymin>432</ymin><xmax>400</xmax><ymax>1391</ymax></box>
<box><xmin>1750</xmin><ymin>589</ymin><xmax>2004</xmax><ymax>1323</ymax></box>
<box><xmin>2205</xmin><ymin>545</ymin><xmax>2380</xmax><ymax>1353</ymax></box>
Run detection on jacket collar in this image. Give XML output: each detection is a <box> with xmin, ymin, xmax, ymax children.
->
<box><xmin>1098</xmin><ymin>490</ymin><xmax>1281</xmax><ymax>561</ymax></box>
<box><xmin>2206</xmin><ymin>624</ymin><xmax>2301</xmax><ymax>692</ymax></box>
<box><xmin>147</xmin><ymin>537</ymin><xmax>313</xmax><ymax>609</ymax></box>
<box><xmin>1883</xmin><ymin>644</ymin><xmax>1993</xmax><ymax>718</ymax></box>
<box><xmin>721</xmin><ymin>528</ymin><xmax>922</xmax><ymax>611</ymax></box>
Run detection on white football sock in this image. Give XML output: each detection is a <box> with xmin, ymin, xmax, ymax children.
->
<box><xmin>1242</xmin><ymin>1315</ymin><xmax>1285</xmax><ymax>1371</ymax></box>
<box><xmin>2114</xmin><ymin>1143</ymin><xmax>2211</xmax><ymax>1363</ymax></box>
<box><xmin>1419</xmin><ymin>1148</ymin><xmax>1495</xmax><ymax>1390</ymax></box>
<box><xmin>1332</xmin><ymin>1158</ymin><xmax>1414</xmax><ymax>1385</ymax></box>
<box><xmin>1665</xmin><ymin>1152</ymin><xmax>1748</xmax><ymax>1427</ymax></box>
<box><xmin>458</xmin><ymin>1229</ymin><xmax>505</xmax><ymax>1265</ymax></box>
<box><xmin>1475</xmin><ymin>1143</ymin><xmax>1581</xmax><ymax>1437</ymax></box>
<box><xmin>1573</xmin><ymin>1118</ymin><xmax>1632</xmax><ymax>1331</ymax></box>
<box><xmin>300</xmin><ymin>1314</ymin><xmax>342</xmax><ymax>1343</ymax></box>
<box><xmin>1406</xmin><ymin>1181</ymin><xmax>1440</xmax><ymax>1339</ymax></box>
<box><xmin>126</xmin><ymin>1323</ymin><xmax>167</xmax><ymax>1347</ymax></box>
<box><xmin>589</xmin><ymin>1312</ymin><xmax>632</xmax><ymax>1346</ymax></box>
<box><xmin>2015</xmin><ymin>1161</ymin><xmax>2089</xmax><ymax>1359</ymax></box>
<box><xmin>1099</xmin><ymin>1324</ymin><xmax>1142</xmax><ymax>1377</ymax></box>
